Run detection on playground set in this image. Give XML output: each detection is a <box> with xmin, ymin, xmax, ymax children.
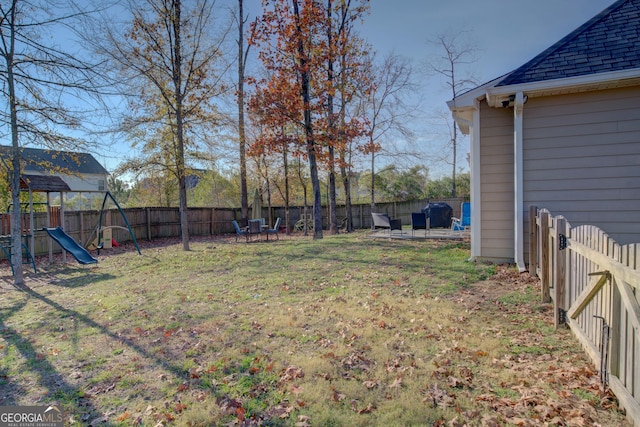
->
<box><xmin>1</xmin><ymin>174</ymin><xmax>140</xmax><ymax>275</ymax></box>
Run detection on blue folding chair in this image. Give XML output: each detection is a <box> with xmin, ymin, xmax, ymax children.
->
<box><xmin>232</xmin><ymin>220</ymin><xmax>248</xmax><ymax>242</ymax></box>
<box><xmin>452</xmin><ymin>202</ymin><xmax>471</xmax><ymax>233</ymax></box>
<box><xmin>266</xmin><ymin>217</ymin><xmax>281</xmax><ymax>241</ymax></box>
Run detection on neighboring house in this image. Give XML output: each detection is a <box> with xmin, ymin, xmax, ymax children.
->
<box><xmin>0</xmin><ymin>146</ymin><xmax>109</xmax><ymax>194</ymax></box>
<box><xmin>448</xmin><ymin>0</ymin><xmax>640</xmax><ymax>270</ymax></box>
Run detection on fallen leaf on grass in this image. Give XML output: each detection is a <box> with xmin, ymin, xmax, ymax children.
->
<box><xmin>278</xmin><ymin>366</ymin><xmax>305</xmax><ymax>387</ymax></box>
<box><xmin>295</xmin><ymin>415</ymin><xmax>311</xmax><ymax>426</ymax></box>
<box><xmin>389</xmin><ymin>377</ymin><xmax>403</xmax><ymax>389</ymax></box>
<box><xmin>88</xmin><ymin>415</ymin><xmax>109</xmax><ymax>426</ymax></box>
<box><xmin>266</xmin><ymin>404</ymin><xmax>293</xmax><ymax>419</ymax></box>
<box><xmin>362</xmin><ymin>380</ymin><xmax>378</xmax><ymax>389</ymax></box>
<box><xmin>236</xmin><ymin>406</ymin><xmax>245</xmax><ymax>422</ymax></box>
<box><xmin>332</xmin><ymin>388</ymin><xmax>346</xmax><ymax>402</ymax></box>
<box><xmin>423</xmin><ymin>383</ymin><xmax>456</xmax><ymax>408</ymax></box>
<box><xmin>189</xmin><ymin>367</ymin><xmax>202</xmax><ymax>379</ymax></box>
<box><xmin>447</xmin><ymin>376</ymin><xmax>465</xmax><ymax>388</ymax></box>
<box><xmin>358</xmin><ymin>402</ymin><xmax>376</xmax><ymax>414</ymax></box>
<box><xmin>116</xmin><ymin>412</ymin><xmax>131</xmax><ymax>422</ymax></box>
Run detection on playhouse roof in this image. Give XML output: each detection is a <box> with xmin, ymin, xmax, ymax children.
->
<box><xmin>19</xmin><ymin>174</ymin><xmax>71</xmax><ymax>193</ymax></box>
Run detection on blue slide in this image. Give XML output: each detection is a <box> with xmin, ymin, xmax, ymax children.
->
<box><xmin>45</xmin><ymin>227</ymin><xmax>98</xmax><ymax>265</ymax></box>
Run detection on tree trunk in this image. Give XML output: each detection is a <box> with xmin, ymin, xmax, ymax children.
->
<box><xmin>6</xmin><ymin>2</ymin><xmax>24</xmax><ymax>286</ymax></box>
<box><xmin>326</xmin><ymin>0</ymin><xmax>337</xmax><ymax>234</ymax></box>
<box><xmin>173</xmin><ymin>0</ymin><xmax>189</xmax><ymax>250</ymax></box>
<box><xmin>308</xmin><ymin>145</ymin><xmax>322</xmax><ymax>239</ymax></box>
<box><xmin>283</xmin><ymin>145</ymin><xmax>290</xmax><ymax>235</ymax></box>
<box><xmin>293</xmin><ymin>0</ymin><xmax>322</xmax><ymax>239</ymax></box>
<box><xmin>338</xmin><ymin>26</ymin><xmax>352</xmax><ymax>233</ymax></box>
<box><xmin>296</xmin><ymin>159</ymin><xmax>309</xmax><ymax>236</ymax></box>
<box><xmin>238</xmin><ymin>0</ymin><xmax>249</xmax><ymax>227</ymax></box>
<box><xmin>370</xmin><ymin>146</ymin><xmax>375</xmax><ymax>212</ymax></box>
<box><xmin>328</xmin><ymin>167</ymin><xmax>337</xmax><ymax>233</ymax></box>
<box><xmin>340</xmin><ymin>162</ymin><xmax>352</xmax><ymax>232</ymax></box>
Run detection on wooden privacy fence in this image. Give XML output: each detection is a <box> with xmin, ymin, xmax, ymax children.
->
<box><xmin>0</xmin><ymin>198</ymin><xmax>466</xmax><ymax>259</ymax></box>
<box><xmin>530</xmin><ymin>206</ymin><xmax>639</xmax><ymax>426</ymax></box>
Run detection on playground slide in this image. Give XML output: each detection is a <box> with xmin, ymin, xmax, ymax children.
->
<box><xmin>45</xmin><ymin>227</ymin><xmax>98</xmax><ymax>265</ymax></box>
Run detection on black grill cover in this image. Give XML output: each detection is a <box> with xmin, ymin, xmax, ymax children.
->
<box><xmin>421</xmin><ymin>202</ymin><xmax>453</xmax><ymax>228</ymax></box>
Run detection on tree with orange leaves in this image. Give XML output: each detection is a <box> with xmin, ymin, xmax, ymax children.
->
<box><xmin>249</xmin><ymin>0</ymin><xmax>325</xmax><ymax>239</ymax></box>
<box><xmin>249</xmin><ymin>0</ymin><xmax>370</xmax><ymax>238</ymax></box>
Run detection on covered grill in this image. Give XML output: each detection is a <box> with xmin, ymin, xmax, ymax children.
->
<box><xmin>421</xmin><ymin>202</ymin><xmax>453</xmax><ymax>228</ymax></box>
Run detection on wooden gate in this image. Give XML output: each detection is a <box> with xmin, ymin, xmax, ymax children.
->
<box><xmin>530</xmin><ymin>206</ymin><xmax>639</xmax><ymax>426</ymax></box>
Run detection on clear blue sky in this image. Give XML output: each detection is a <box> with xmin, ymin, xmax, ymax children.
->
<box><xmin>363</xmin><ymin>0</ymin><xmax>614</xmax><ymax>79</ymax></box>
<box><xmin>98</xmin><ymin>0</ymin><xmax>616</xmax><ymax>176</ymax></box>
<box><xmin>357</xmin><ymin>0</ymin><xmax>616</xmax><ymax>176</ymax></box>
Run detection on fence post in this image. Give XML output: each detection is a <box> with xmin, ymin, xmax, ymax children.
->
<box><xmin>529</xmin><ymin>206</ymin><xmax>538</xmax><ymax>276</ymax></box>
<box><xmin>210</xmin><ymin>208</ymin><xmax>215</xmax><ymax>235</ymax></box>
<box><xmin>79</xmin><ymin>211</ymin><xmax>85</xmax><ymax>248</ymax></box>
<box><xmin>540</xmin><ymin>210</ymin><xmax>551</xmax><ymax>303</ymax></box>
<box><xmin>146</xmin><ymin>208</ymin><xmax>152</xmax><ymax>241</ymax></box>
<box><xmin>554</xmin><ymin>216</ymin><xmax>567</xmax><ymax>328</ymax></box>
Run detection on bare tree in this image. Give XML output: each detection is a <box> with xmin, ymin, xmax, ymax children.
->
<box><xmin>360</xmin><ymin>52</ymin><xmax>417</xmax><ymax>209</ymax></box>
<box><xmin>425</xmin><ymin>31</ymin><xmax>477</xmax><ymax>197</ymax></box>
<box><xmin>97</xmin><ymin>0</ymin><xmax>230</xmax><ymax>251</ymax></box>
<box><xmin>0</xmin><ymin>0</ymin><xmax>107</xmax><ymax>286</ymax></box>
<box><xmin>325</xmin><ymin>0</ymin><xmax>370</xmax><ymax>234</ymax></box>
<box><xmin>236</xmin><ymin>0</ymin><xmax>256</xmax><ymax>227</ymax></box>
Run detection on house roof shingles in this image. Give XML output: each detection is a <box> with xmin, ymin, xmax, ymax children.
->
<box><xmin>497</xmin><ymin>0</ymin><xmax>640</xmax><ymax>86</ymax></box>
<box><xmin>0</xmin><ymin>146</ymin><xmax>109</xmax><ymax>176</ymax></box>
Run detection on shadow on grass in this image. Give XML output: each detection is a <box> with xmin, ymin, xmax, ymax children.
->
<box><xmin>0</xmin><ymin>287</ymin><xmax>194</xmax><ymax>424</ymax></box>
<box><xmin>0</xmin><ymin>292</ymin><xmax>116</xmax><ymax>423</ymax></box>
<box><xmin>0</xmin><ymin>296</ymin><xmax>29</xmax><ymax>406</ymax></box>
<box><xmin>44</xmin><ymin>271</ymin><xmax>117</xmax><ymax>288</ymax></box>
<box><xmin>253</xmin><ymin>237</ymin><xmax>487</xmax><ymax>294</ymax></box>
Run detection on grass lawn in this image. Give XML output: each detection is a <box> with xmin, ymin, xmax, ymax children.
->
<box><xmin>0</xmin><ymin>232</ymin><xmax>630</xmax><ymax>426</ymax></box>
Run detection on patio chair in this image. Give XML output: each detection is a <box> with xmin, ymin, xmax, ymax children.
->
<box><xmin>248</xmin><ymin>219</ymin><xmax>263</xmax><ymax>241</ymax></box>
<box><xmin>411</xmin><ymin>212</ymin><xmax>429</xmax><ymax>237</ymax></box>
<box><xmin>266</xmin><ymin>217</ymin><xmax>281</xmax><ymax>241</ymax></box>
<box><xmin>451</xmin><ymin>202</ymin><xmax>471</xmax><ymax>234</ymax></box>
<box><xmin>232</xmin><ymin>220</ymin><xmax>248</xmax><ymax>242</ymax></box>
<box><xmin>371</xmin><ymin>212</ymin><xmax>402</xmax><ymax>235</ymax></box>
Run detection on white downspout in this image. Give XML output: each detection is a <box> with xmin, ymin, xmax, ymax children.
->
<box><xmin>513</xmin><ymin>92</ymin><xmax>526</xmax><ymax>272</ymax></box>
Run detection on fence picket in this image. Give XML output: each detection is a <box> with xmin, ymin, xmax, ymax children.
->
<box><xmin>541</xmin><ymin>210</ymin><xmax>551</xmax><ymax>302</ymax></box>
<box><xmin>533</xmin><ymin>208</ymin><xmax>640</xmax><ymax>426</ymax></box>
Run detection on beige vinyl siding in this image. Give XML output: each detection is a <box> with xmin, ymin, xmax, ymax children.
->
<box><xmin>479</xmin><ymin>100</ymin><xmax>514</xmax><ymax>261</ymax></box>
<box><xmin>522</xmin><ymin>85</ymin><xmax>640</xmax><ymax>247</ymax></box>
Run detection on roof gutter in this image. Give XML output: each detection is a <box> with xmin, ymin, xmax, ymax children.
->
<box><xmin>485</xmin><ymin>68</ymin><xmax>640</xmax><ymax>108</ymax></box>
